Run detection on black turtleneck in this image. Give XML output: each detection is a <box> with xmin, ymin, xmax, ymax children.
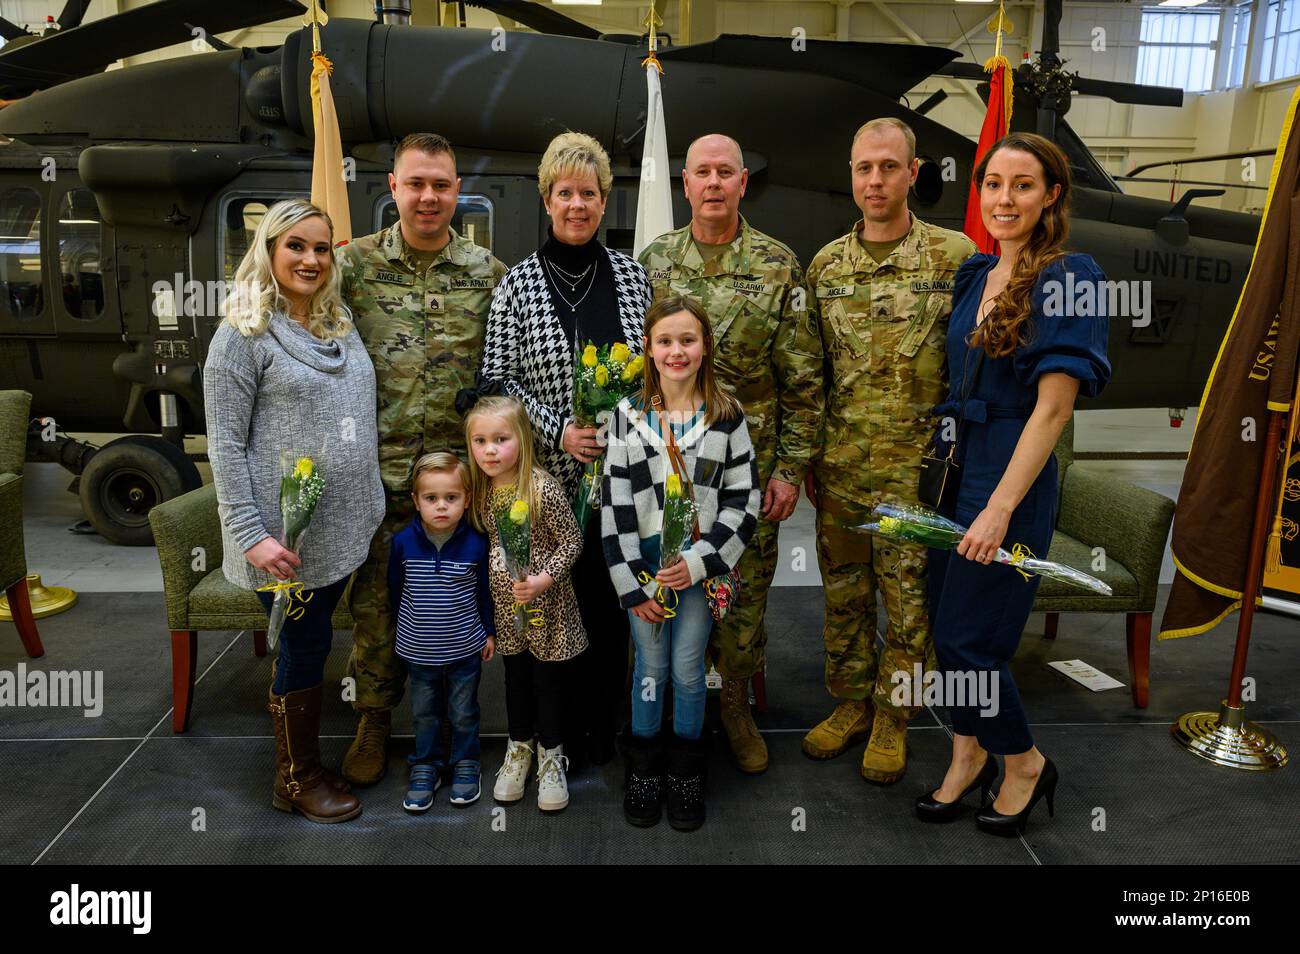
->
<box><xmin>537</xmin><ymin>228</ymin><xmax>622</xmax><ymax>349</ymax></box>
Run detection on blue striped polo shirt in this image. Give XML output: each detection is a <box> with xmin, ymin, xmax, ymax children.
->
<box><xmin>386</xmin><ymin>515</ymin><xmax>494</xmax><ymax>666</ymax></box>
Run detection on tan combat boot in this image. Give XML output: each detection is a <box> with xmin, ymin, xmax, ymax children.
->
<box><xmin>801</xmin><ymin>699</ymin><xmax>873</xmax><ymax>760</ymax></box>
<box><xmin>342</xmin><ymin>707</ymin><xmax>391</xmax><ymax>785</ymax></box>
<box><xmin>719</xmin><ymin>678</ymin><xmax>768</xmax><ymax>773</ymax></box>
<box><xmin>860</xmin><ymin>706</ymin><xmax>908</xmax><ymax>784</ymax></box>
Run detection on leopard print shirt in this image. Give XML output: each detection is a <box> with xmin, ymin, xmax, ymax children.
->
<box><xmin>482</xmin><ymin>470</ymin><xmax>588</xmax><ymax>661</ymax></box>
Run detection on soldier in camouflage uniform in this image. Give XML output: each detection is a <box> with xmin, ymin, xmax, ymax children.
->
<box><xmin>338</xmin><ymin>133</ymin><xmax>506</xmax><ymax>785</ymax></box>
<box><xmin>802</xmin><ymin>118</ymin><xmax>976</xmax><ymax>783</ymax></box>
<box><xmin>639</xmin><ymin>133</ymin><xmax>823</xmax><ymax>774</ymax></box>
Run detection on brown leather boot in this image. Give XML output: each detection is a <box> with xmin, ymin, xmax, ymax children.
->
<box><xmin>268</xmin><ymin>685</ymin><xmax>362</xmax><ymax>823</ymax></box>
<box><xmin>342</xmin><ymin>707</ymin><xmax>391</xmax><ymax>785</ymax></box>
<box><xmin>719</xmin><ymin>678</ymin><xmax>768</xmax><ymax>774</ymax></box>
<box><xmin>267</xmin><ymin>685</ymin><xmax>350</xmax><ymax>793</ymax></box>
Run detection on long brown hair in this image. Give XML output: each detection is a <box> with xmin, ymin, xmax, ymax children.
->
<box><xmin>638</xmin><ymin>294</ymin><xmax>742</xmax><ymax>425</ymax></box>
<box><xmin>463</xmin><ymin>395</ymin><xmax>542</xmax><ymax>532</ymax></box>
<box><xmin>970</xmin><ymin>132</ymin><xmax>1071</xmax><ymax>357</ymax></box>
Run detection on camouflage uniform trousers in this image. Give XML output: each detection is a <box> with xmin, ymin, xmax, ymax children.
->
<box><xmin>709</xmin><ymin>514</ymin><xmax>779</xmax><ymax>681</ymax></box>
<box><xmin>815</xmin><ymin>488</ymin><xmax>935</xmax><ymax>719</ymax></box>
<box><xmin>346</xmin><ymin>492</ymin><xmax>416</xmax><ymax>712</ymax></box>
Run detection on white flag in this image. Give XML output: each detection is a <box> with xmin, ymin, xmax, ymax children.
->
<box><xmin>634</xmin><ymin>62</ymin><xmax>673</xmax><ymax>256</ymax></box>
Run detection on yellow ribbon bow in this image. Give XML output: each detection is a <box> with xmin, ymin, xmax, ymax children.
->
<box><xmin>256</xmin><ymin>579</ymin><xmax>313</xmax><ymax>620</ymax></box>
<box><xmin>1007</xmin><ymin>543</ymin><xmax>1037</xmax><ymax>582</ymax></box>
<box><xmin>512</xmin><ymin>601</ymin><xmax>546</xmax><ymax>629</ymax></box>
<box><xmin>638</xmin><ymin>570</ymin><xmax>678</xmax><ymax>618</ymax></box>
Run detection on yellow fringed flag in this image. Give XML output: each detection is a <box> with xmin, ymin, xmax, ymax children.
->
<box><xmin>306</xmin><ymin>0</ymin><xmax>350</xmax><ymax>245</ymax></box>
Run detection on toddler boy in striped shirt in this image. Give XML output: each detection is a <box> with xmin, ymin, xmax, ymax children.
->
<box><xmin>388</xmin><ymin>452</ymin><xmax>496</xmax><ymax>811</ymax></box>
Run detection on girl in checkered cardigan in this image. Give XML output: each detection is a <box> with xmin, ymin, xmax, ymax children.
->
<box><xmin>601</xmin><ymin>295</ymin><xmax>760</xmax><ymax>832</ymax></box>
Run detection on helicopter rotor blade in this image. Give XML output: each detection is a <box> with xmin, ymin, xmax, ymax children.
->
<box><xmin>0</xmin><ymin>17</ymin><xmax>30</xmax><ymax>41</ymax></box>
<box><xmin>459</xmin><ymin>0</ymin><xmax>600</xmax><ymax>39</ymax></box>
<box><xmin>58</xmin><ymin>0</ymin><xmax>93</xmax><ymax>31</ymax></box>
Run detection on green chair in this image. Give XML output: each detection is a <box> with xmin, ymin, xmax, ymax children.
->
<box><xmin>1</xmin><ymin>390</ymin><xmax>44</xmax><ymax>658</ymax></box>
<box><xmin>1032</xmin><ymin>417</ymin><xmax>1176</xmax><ymax>708</ymax></box>
<box><xmin>149</xmin><ymin>483</ymin><xmax>354</xmax><ymax>732</ymax></box>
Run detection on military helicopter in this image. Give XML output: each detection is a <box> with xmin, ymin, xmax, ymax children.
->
<box><xmin>0</xmin><ymin>0</ymin><xmax>1260</xmax><ymax>544</ymax></box>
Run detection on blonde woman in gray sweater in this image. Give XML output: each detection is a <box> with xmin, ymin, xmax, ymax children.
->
<box><xmin>203</xmin><ymin>199</ymin><xmax>385</xmax><ymax>824</ymax></box>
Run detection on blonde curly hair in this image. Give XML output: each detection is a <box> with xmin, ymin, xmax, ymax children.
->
<box><xmin>224</xmin><ymin>198</ymin><xmax>352</xmax><ymax>340</ymax></box>
<box><xmin>537</xmin><ymin>130</ymin><xmax>613</xmax><ymax>200</ymax></box>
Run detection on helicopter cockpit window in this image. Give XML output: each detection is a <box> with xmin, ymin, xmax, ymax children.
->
<box><xmin>376</xmin><ymin>194</ymin><xmax>494</xmax><ymax>252</ymax></box>
<box><xmin>221</xmin><ymin>194</ymin><xmax>309</xmax><ymax>283</ymax></box>
<box><xmin>58</xmin><ymin>188</ymin><xmax>104</xmax><ymax>321</ymax></box>
<box><xmin>0</xmin><ymin>187</ymin><xmax>43</xmax><ymax>323</ymax></box>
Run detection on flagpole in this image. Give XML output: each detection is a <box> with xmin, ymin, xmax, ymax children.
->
<box><xmin>1172</xmin><ymin>410</ymin><xmax>1289</xmax><ymax>769</ymax></box>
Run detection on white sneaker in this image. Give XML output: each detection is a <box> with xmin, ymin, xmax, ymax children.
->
<box><xmin>536</xmin><ymin>744</ymin><xmax>570</xmax><ymax>812</ymax></box>
<box><xmin>493</xmin><ymin>739</ymin><xmax>534</xmax><ymax>803</ymax></box>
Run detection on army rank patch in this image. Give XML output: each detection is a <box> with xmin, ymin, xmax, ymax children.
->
<box><xmin>910</xmin><ymin>280</ymin><xmax>955</xmax><ymax>293</ymax></box>
<box><xmin>425</xmin><ymin>292</ymin><xmax>445</xmax><ymax>312</ymax></box>
<box><xmin>367</xmin><ymin>268</ymin><xmax>414</xmax><ymax>286</ymax></box>
<box><xmin>450</xmin><ymin>277</ymin><xmax>494</xmax><ymax>290</ymax></box>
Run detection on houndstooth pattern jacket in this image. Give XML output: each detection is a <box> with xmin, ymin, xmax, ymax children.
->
<box><xmin>481</xmin><ymin>246</ymin><xmax>653</xmax><ymax>495</ymax></box>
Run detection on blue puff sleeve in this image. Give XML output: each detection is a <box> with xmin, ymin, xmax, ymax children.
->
<box><xmin>1013</xmin><ymin>252</ymin><xmax>1112</xmax><ymax>398</ymax></box>
<box><xmin>953</xmin><ymin>252</ymin><xmax>997</xmax><ymax>307</ymax></box>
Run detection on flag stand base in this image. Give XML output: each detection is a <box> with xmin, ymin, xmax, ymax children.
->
<box><xmin>1172</xmin><ymin>700</ymin><xmax>1288</xmax><ymax>770</ymax></box>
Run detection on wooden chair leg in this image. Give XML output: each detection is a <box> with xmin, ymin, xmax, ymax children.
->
<box><xmin>1125</xmin><ymin>612</ymin><xmax>1151</xmax><ymax>709</ymax></box>
<box><xmin>751</xmin><ymin>669</ymin><xmax>768</xmax><ymax>714</ymax></box>
<box><xmin>171</xmin><ymin>629</ymin><xmax>198</xmax><ymax>733</ymax></box>
<box><xmin>252</xmin><ymin>629</ymin><xmax>267</xmax><ymax>657</ymax></box>
<box><xmin>1043</xmin><ymin>612</ymin><xmax>1059</xmax><ymax>639</ymax></box>
<box><xmin>6</xmin><ymin>578</ymin><xmax>44</xmax><ymax>658</ymax></box>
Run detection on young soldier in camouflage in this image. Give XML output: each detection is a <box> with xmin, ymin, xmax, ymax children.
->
<box><xmin>638</xmin><ymin>134</ymin><xmax>823</xmax><ymax>774</ymax></box>
<box><xmin>802</xmin><ymin>118</ymin><xmax>976</xmax><ymax>783</ymax></box>
<box><xmin>337</xmin><ymin>133</ymin><xmax>506</xmax><ymax>785</ymax></box>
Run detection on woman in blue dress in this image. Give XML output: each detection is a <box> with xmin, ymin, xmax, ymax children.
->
<box><xmin>914</xmin><ymin>133</ymin><xmax>1111</xmax><ymax>835</ymax></box>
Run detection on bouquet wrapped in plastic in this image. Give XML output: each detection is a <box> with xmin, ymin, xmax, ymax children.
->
<box><xmin>495</xmin><ymin>496</ymin><xmax>539</xmax><ymax>636</ymax></box>
<box><xmin>860</xmin><ymin>503</ymin><xmax>1112</xmax><ymax>595</ymax></box>
<box><xmin>258</xmin><ymin>455</ymin><xmax>326</xmax><ymax>652</ymax></box>
<box><xmin>572</xmin><ymin>340</ymin><xmax>644</xmax><ymax>529</ymax></box>
<box><xmin>636</xmin><ymin>473</ymin><xmax>698</xmax><ymax>639</ymax></box>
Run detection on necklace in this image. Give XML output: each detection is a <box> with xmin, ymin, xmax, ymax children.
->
<box><xmin>547</xmin><ymin>260</ymin><xmax>593</xmax><ymax>290</ymax></box>
<box><xmin>543</xmin><ymin>255</ymin><xmax>599</xmax><ymax>314</ymax></box>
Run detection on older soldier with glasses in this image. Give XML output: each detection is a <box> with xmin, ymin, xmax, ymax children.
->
<box><xmin>338</xmin><ymin>132</ymin><xmax>507</xmax><ymax>787</ymax></box>
<box><xmin>638</xmin><ymin>133</ymin><xmax>824</xmax><ymax>774</ymax></box>
<box><xmin>802</xmin><ymin>117</ymin><xmax>976</xmax><ymax>784</ymax></box>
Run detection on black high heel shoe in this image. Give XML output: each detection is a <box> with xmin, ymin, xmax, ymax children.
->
<box><xmin>914</xmin><ymin>753</ymin><xmax>999</xmax><ymax>823</ymax></box>
<box><xmin>975</xmin><ymin>756</ymin><xmax>1057</xmax><ymax>836</ymax></box>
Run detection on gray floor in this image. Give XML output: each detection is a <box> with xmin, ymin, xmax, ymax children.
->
<box><xmin>6</xmin><ymin>406</ymin><xmax>1300</xmax><ymax>865</ymax></box>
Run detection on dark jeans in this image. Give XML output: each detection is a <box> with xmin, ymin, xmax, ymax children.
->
<box><xmin>255</xmin><ymin>576</ymin><xmax>350</xmax><ymax>694</ymax></box>
<box><xmin>502</xmin><ymin>650</ymin><xmax>579</xmax><ymax>750</ymax></box>
<box><xmin>571</xmin><ymin>514</ymin><xmax>631</xmax><ymax>738</ymax></box>
<box><xmin>408</xmin><ymin>654</ymin><xmax>482</xmax><ymax>767</ymax></box>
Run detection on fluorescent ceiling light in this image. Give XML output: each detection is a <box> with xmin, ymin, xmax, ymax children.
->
<box><xmin>954</xmin><ymin>1</ymin><xmax>996</xmax><ymax>4</ymax></box>
<box><xmin>1157</xmin><ymin>0</ymin><xmax>1207</xmax><ymax>6</ymax></box>
<box><xmin>553</xmin><ymin>0</ymin><xmax>602</xmax><ymax>5</ymax></box>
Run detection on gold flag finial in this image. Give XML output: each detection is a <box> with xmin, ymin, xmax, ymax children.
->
<box><xmin>987</xmin><ymin>1</ymin><xmax>1013</xmax><ymax>62</ymax></box>
<box><xmin>303</xmin><ymin>0</ymin><xmax>329</xmax><ymax>54</ymax></box>
<box><xmin>642</xmin><ymin>2</ymin><xmax>664</xmax><ymax>71</ymax></box>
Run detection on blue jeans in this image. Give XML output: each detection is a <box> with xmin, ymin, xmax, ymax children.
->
<box><xmin>628</xmin><ymin>582</ymin><xmax>711</xmax><ymax>741</ymax></box>
<box><xmin>408</xmin><ymin>654</ymin><xmax>482</xmax><ymax>768</ymax></box>
<box><xmin>254</xmin><ymin>576</ymin><xmax>350</xmax><ymax>694</ymax></box>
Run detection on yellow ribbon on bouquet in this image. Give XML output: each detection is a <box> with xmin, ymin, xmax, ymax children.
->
<box><xmin>256</xmin><ymin>579</ymin><xmax>313</xmax><ymax>620</ymax></box>
<box><xmin>638</xmin><ymin>570</ymin><xmax>678</xmax><ymax>618</ymax></box>
<box><xmin>1007</xmin><ymin>543</ymin><xmax>1037</xmax><ymax>582</ymax></box>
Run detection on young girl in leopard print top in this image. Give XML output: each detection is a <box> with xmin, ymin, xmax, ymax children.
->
<box><xmin>464</xmin><ymin>395</ymin><xmax>585</xmax><ymax>813</ymax></box>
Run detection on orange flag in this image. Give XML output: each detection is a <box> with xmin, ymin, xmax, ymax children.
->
<box><xmin>964</xmin><ymin>55</ymin><xmax>1012</xmax><ymax>255</ymax></box>
<box><xmin>309</xmin><ymin>51</ymin><xmax>351</xmax><ymax>245</ymax></box>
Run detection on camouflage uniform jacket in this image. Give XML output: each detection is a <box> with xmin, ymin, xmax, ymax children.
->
<box><xmin>339</xmin><ymin>223</ymin><xmax>506</xmax><ymax>492</ymax></box>
<box><xmin>638</xmin><ymin>215</ymin><xmax>823</xmax><ymax>487</ymax></box>
<box><xmin>806</xmin><ymin>214</ymin><xmax>976</xmax><ymax>503</ymax></box>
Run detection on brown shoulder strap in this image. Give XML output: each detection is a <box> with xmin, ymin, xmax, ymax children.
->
<box><xmin>652</xmin><ymin>394</ymin><xmax>702</xmax><ymax>543</ymax></box>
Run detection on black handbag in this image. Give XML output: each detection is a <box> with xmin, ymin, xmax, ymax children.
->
<box><xmin>919</xmin><ymin>348</ymin><xmax>984</xmax><ymax>511</ymax></box>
